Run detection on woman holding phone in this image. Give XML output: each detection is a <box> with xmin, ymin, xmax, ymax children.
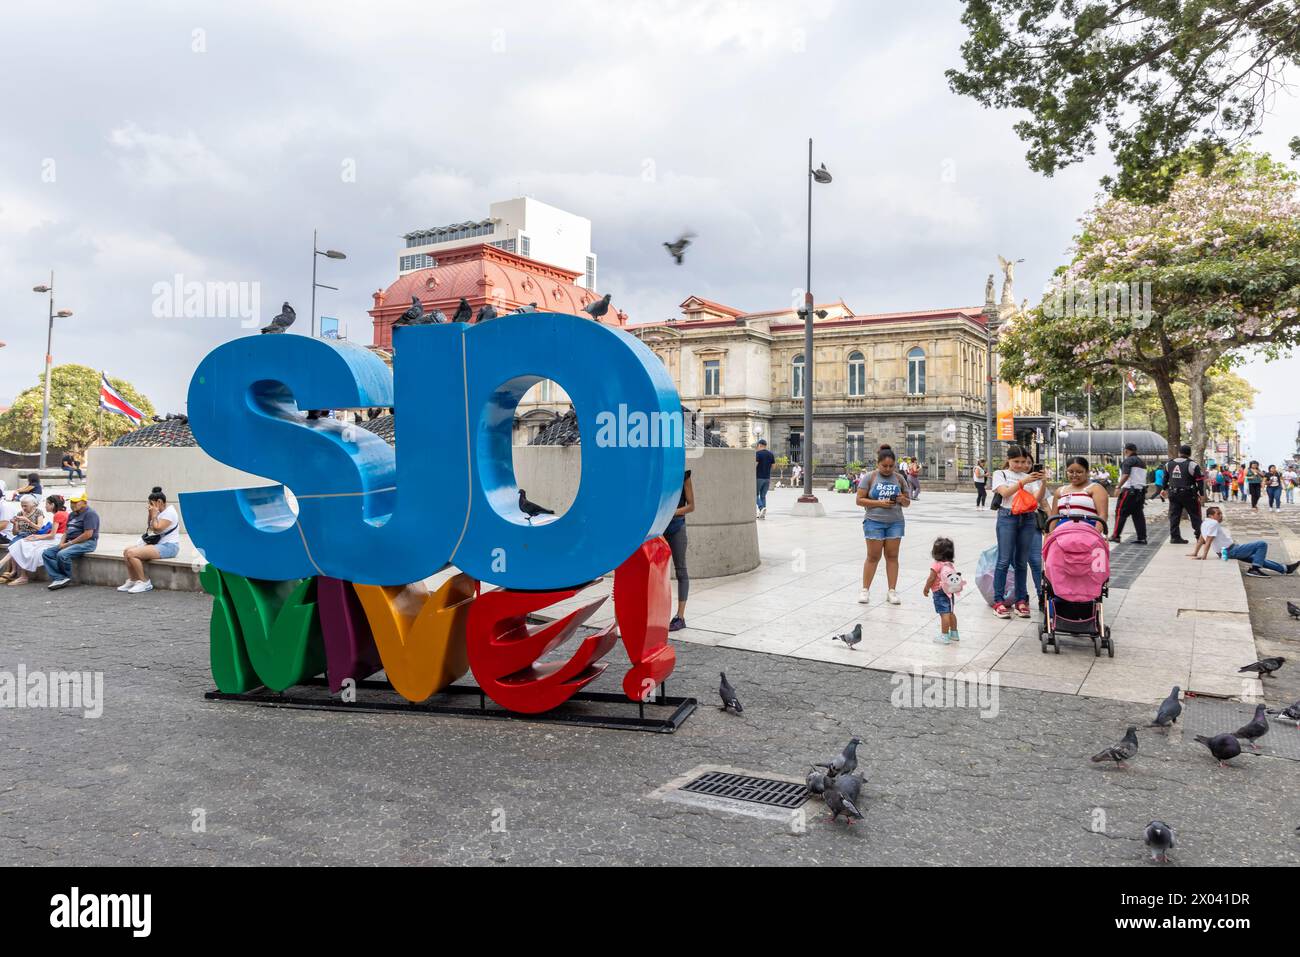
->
<box><xmin>990</xmin><ymin>444</ymin><xmax>1047</xmax><ymax>619</ymax></box>
<box><xmin>856</xmin><ymin>445</ymin><xmax>910</xmax><ymax>606</ymax></box>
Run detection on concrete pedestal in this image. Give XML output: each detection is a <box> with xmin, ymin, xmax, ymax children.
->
<box><xmin>790</xmin><ymin>497</ymin><xmax>826</xmax><ymax>517</ymax></box>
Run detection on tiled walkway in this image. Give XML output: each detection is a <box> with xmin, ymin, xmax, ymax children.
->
<box><xmin>554</xmin><ymin>487</ymin><xmax>1268</xmax><ymax>706</ymax></box>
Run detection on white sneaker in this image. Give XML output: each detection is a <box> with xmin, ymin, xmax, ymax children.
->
<box><xmin>887</xmin><ymin>589</ymin><xmax>901</xmax><ymax>605</ymax></box>
<box><xmin>858</xmin><ymin>588</ymin><xmax>870</xmax><ymax>604</ymax></box>
<box><xmin>127</xmin><ymin>580</ymin><xmax>154</xmax><ymax>594</ymax></box>
<box><xmin>117</xmin><ymin>580</ymin><xmax>138</xmax><ymax>592</ymax></box>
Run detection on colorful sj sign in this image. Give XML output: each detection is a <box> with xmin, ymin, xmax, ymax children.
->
<box><xmin>183</xmin><ymin>313</ymin><xmax>685</xmax><ymax>712</ymax></box>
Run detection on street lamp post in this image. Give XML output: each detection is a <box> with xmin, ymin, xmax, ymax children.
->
<box><xmin>310</xmin><ymin>228</ymin><xmax>347</xmax><ymax>337</ymax></box>
<box><xmin>32</xmin><ymin>273</ymin><xmax>73</xmax><ymax>470</ymax></box>
<box><xmin>983</xmin><ymin>312</ymin><xmax>997</xmax><ymax>475</ymax></box>
<box><xmin>796</xmin><ymin>138</ymin><xmax>832</xmax><ymax>512</ymax></box>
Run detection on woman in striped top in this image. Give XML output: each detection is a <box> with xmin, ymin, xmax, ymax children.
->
<box><xmin>1051</xmin><ymin>457</ymin><xmax>1110</xmax><ymax>528</ymax></box>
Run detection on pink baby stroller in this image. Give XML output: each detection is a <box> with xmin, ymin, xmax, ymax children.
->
<box><xmin>1039</xmin><ymin>515</ymin><xmax>1113</xmax><ymax>657</ymax></box>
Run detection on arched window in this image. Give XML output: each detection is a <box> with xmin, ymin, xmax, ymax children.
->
<box><xmin>907</xmin><ymin>347</ymin><xmax>926</xmax><ymax>395</ymax></box>
<box><xmin>847</xmin><ymin>350</ymin><xmax>865</xmax><ymax>396</ymax></box>
<box><xmin>792</xmin><ymin>354</ymin><xmax>805</xmax><ymax>399</ymax></box>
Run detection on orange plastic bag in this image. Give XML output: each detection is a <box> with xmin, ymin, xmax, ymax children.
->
<box><xmin>1010</xmin><ymin>486</ymin><xmax>1038</xmax><ymax>515</ymax></box>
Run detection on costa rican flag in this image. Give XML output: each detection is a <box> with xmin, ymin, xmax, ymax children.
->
<box><xmin>99</xmin><ymin>373</ymin><xmax>144</xmax><ymax>424</ymax></box>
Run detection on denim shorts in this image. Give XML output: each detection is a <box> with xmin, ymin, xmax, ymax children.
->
<box><xmin>156</xmin><ymin>541</ymin><xmax>180</xmax><ymax>559</ymax></box>
<box><xmin>862</xmin><ymin>518</ymin><xmax>905</xmax><ymax>540</ymax></box>
<box><xmin>932</xmin><ymin>591</ymin><xmax>953</xmax><ymax>614</ymax></box>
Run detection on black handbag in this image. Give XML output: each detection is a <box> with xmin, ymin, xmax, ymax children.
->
<box><xmin>989</xmin><ymin>491</ymin><xmax>1002</xmax><ymax>511</ymax></box>
<box><xmin>142</xmin><ymin>529</ymin><xmax>163</xmax><ymax>545</ymax></box>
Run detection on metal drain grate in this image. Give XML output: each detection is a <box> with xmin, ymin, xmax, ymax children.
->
<box><xmin>679</xmin><ymin>771</ymin><xmax>810</xmax><ymax>809</ymax></box>
<box><xmin>1181</xmin><ymin>697</ymin><xmax>1300</xmax><ymax>762</ymax></box>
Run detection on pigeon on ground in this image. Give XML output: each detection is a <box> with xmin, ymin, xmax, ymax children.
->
<box><xmin>1194</xmin><ymin>732</ymin><xmax>1243</xmax><ymax>767</ymax></box>
<box><xmin>477</xmin><ymin>304</ymin><xmax>498</xmax><ymax>322</ymax></box>
<box><xmin>1144</xmin><ymin>821</ymin><xmax>1175</xmax><ymax>864</ymax></box>
<box><xmin>1150</xmin><ymin>685</ymin><xmax>1182</xmax><ymax>728</ymax></box>
<box><xmin>452</xmin><ymin>297</ymin><xmax>472</xmax><ymax>323</ymax></box>
<box><xmin>582</xmin><ymin>293</ymin><xmax>612</xmax><ymax>319</ymax></box>
<box><xmin>393</xmin><ymin>295</ymin><xmax>429</xmax><ymax>326</ymax></box>
<box><xmin>825</xmin><ymin>774</ymin><xmax>864</xmax><ymax>824</ymax></box>
<box><xmin>833</xmin><ymin>623</ymin><xmax>863</xmax><ymax>650</ymax></box>
<box><xmin>1266</xmin><ymin>699</ymin><xmax>1300</xmax><ymax>721</ymax></box>
<box><xmin>1091</xmin><ymin>726</ymin><xmax>1139</xmax><ymax>769</ymax></box>
<box><xmin>805</xmin><ymin>767</ymin><xmax>828</xmax><ymax>795</ymax></box>
<box><xmin>260</xmin><ymin>302</ymin><xmax>295</xmax><ymax>334</ymax></box>
<box><xmin>663</xmin><ymin>232</ymin><xmax>695</xmax><ymax>264</ymax></box>
<box><xmin>1239</xmin><ymin>656</ymin><xmax>1286</xmax><ymax>677</ymax></box>
<box><xmin>1233</xmin><ymin>703</ymin><xmax>1270</xmax><ymax>751</ymax></box>
<box><xmin>718</xmin><ymin>672</ymin><xmax>742</xmax><ymax>713</ymax></box>
<box><xmin>1287</xmin><ymin>600</ymin><xmax>1300</xmax><ymax>620</ymax></box>
<box><xmin>517</xmin><ymin>489</ymin><xmax>554</xmax><ymax>524</ymax></box>
<box><xmin>815</xmin><ymin>738</ymin><xmax>861</xmax><ymax>778</ymax></box>
<box><xmin>511</xmin><ymin>302</ymin><xmax>539</xmax><ymax>314</ymax></box>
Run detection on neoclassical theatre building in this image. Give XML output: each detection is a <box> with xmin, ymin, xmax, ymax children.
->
<box><xmin>630</xmin><ymin>288</ymin><xmax>1038</xmax><ymax>479</ymax></box>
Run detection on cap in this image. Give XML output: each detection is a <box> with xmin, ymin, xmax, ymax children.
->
<box><xmin>68</xmin><ymin>493</ymin><xmax>88</xmax><ymax>504</ymax></box>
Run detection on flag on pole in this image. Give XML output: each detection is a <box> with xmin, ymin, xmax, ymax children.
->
<box><xmin>99</xmin><ymin>373</ymin><xmax>144</xmax><ymax>424</ymax></box>
<box><xmin>1125</xmin><ymin>370</ymin><xmax>1138</xmax><ymax>393</ymax></box>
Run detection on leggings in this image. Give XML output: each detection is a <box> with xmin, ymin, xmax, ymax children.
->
<box><xmin>665</xmin><ymin>524</ymin><xmax>690</xmax><ymax>602</ymax></box>
<box><xmin>1249</xmin><ymin>484</ymin><xmax>1262</xmax><ymax>507</ymax></box>
<box><xmin>974</xmin><ymin>481</ymin><xmax>986</xmax><ymax>508</ymax></box>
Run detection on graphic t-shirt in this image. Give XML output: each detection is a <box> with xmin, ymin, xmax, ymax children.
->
<box><xmin>863</xmin><ymin>471</ymin><xmax>905</xmax><ymax>524</ymax></box>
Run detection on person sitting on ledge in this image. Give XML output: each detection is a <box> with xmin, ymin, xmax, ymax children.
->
<box><xmin>43</xmin><ymin>494</ymin><xmax>100</xmax><ymax>591</ymax></box>
<box><xmin>119</xmin><ymin>487</ymin><xmax>181</xmax><ymax>594</ymax></box>
<box><xmin>1188</xmin><ymin>506</ymin><xmax>1300</xmax><ymax>578</ymax></box>
<box><xmin>0</xmin><ymin>495</ymin><xmax>67</xmax><ymax>585</ymax></box>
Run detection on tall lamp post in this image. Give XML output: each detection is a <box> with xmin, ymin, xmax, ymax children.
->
<box><xmin>310</xmin><ymin>228</ymin><xmax>347</xmax><ymax>338</ymax></box>
<box><xmin>983</xmin><ymin>312</ymin><xmax>997</xmax><ymax>475</ymax></box>
<box><xmin>32</xmin><ymin>274</ymin><xmax>73</xmax><ymax>470</ymax></box>
<box><xmin>795</xmin><ymin>138</ymin><xmax>832</xmax><ymax>514</ymax></box>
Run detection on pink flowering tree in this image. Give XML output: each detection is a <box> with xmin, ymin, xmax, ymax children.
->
<box><xmin>1000</xmin><ymin>150</ymin><xmax>1300</xmax><ymax>459</ymax></box>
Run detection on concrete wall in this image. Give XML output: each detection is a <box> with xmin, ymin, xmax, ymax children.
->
<box><xmin>513</xmin><ymin>445</ymin><xmax>760</xmax><ymax>579</ymax></box>
<box><xmin>85</xmin><ymin>446</ymin><xmax>274</xmax><ymax>535</ymax></box>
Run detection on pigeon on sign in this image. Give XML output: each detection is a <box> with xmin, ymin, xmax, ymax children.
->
<box><xmin>260</xmin><ymin>302</ymin><xmax>296</xmax><ymax>334</ymax></box>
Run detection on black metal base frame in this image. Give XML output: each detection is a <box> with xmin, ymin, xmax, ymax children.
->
<box><xmin>204</xmin><ymin>676</ymin><xmax>697</xmax><ymax>733</ymax></box>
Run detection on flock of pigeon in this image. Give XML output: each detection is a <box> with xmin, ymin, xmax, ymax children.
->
<box><xmin>719</xmin><ymin>655</ymin><xmax>1296</xmax><ymax>855</ymax></box>
<box><xmin>258</xmin><ymin>228</ymin><xmax>698</xmax><ymax>335</ymax></box>
<box><xmin>1082</xmin><ymin>656</ymin><xmax>1292</xmax><ymax>862</ymax></box>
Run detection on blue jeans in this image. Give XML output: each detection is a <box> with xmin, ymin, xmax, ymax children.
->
<box><xmin>1267</xmin><ymin>486</ymin><xmax>1281</xmax><ymax>508</ymax></box>
<box><xmin>43</xmin><ymin>540</ymin><xmax>97</xmax><ymax>581</ymax></box>
<box><xmin>994</xmin><ymin>510</ymin><xmax>1042</xmax><ymax>604</ymax></box>
<box><xmin>64</xmin><ymin>467</ymin><xmax>84</xmax><ymax>481</ymax></box>
<box><xmin>1226</xmin><ymin>541</ymin><xmax>1286</xmax><ymax>573</ymax></box>
<box><xmin>756</xmin><ymin>478</ymin><xmax>770</xmax><ymax>509</ymax></box>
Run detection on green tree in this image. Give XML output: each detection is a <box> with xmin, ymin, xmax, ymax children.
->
<box><xmin>999</xmin><ymin>150</ymin><xmax>1300</xmax><ymax>458</ymax></box>
<box><xmin>0</xmin><ymin>364</ymin><xmax>155</xmax><ymax>454</ymax></box>
<box><xmin>1091</xmin><ymin>369</ymin><xmax>1256</xmax><ymax>442</ymax></box>
<box><xmin>947</xmin><ymin>0</ymin><xmax>1300</xmax><ymax>202</ymax></box>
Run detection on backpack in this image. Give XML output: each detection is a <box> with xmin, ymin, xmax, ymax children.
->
<box><xmin>937</xmin><ymin>561</ymin><xmax>965</xmax><ymax>597</ymax></box>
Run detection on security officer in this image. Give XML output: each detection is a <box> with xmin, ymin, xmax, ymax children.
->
<box><xmin>1163</xmin><ymin>444</ymin><xmax>1204</xmax><ymax>544</ymax></box>
<box><xmin>1110</xmin><ymin>441</ymin><xmax>1148</xmax><ymax>544</ymax></box>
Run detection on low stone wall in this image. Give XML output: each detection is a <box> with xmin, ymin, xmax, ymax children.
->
<box><xmin>513</xmin><ymin>446</ymin><xmax>760</xmax><ymax>579</ymax></box>
<box><xmin>85</xmin><ymin>446</ymin><xmax>274</xmax><ymax>535</ymax></box>
<box><xmin>80</xmin><ymin>444</ymin><xmax>760</xmax><ymax>582</ymax></box>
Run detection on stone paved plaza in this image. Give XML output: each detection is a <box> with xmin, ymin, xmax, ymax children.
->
<box><xmin>2</xmin><ymin>487</ymin><xmax>1298</xmax><ymax>866</ymax></box>
<box><xmin>562</xmin><ymin>487</ymin><xmax>1264</xmax><ymax>704</ymax></box>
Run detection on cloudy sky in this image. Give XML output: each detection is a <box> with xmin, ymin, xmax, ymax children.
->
<box><xmin>2</xmin><ymin>0</ymin><xmax>1297</xmax><ymax>461</ymax></box>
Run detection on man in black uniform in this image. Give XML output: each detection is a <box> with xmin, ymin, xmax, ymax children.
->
<box><xmin>1110</xmin><ymin>442</ymin><xmax>1148</xmax><ymax>544</ymax></box>
<box><xmin>1164</xmin><ymin>444</ymin><xmax>1204</xmax><ymax>544</ymax></box>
